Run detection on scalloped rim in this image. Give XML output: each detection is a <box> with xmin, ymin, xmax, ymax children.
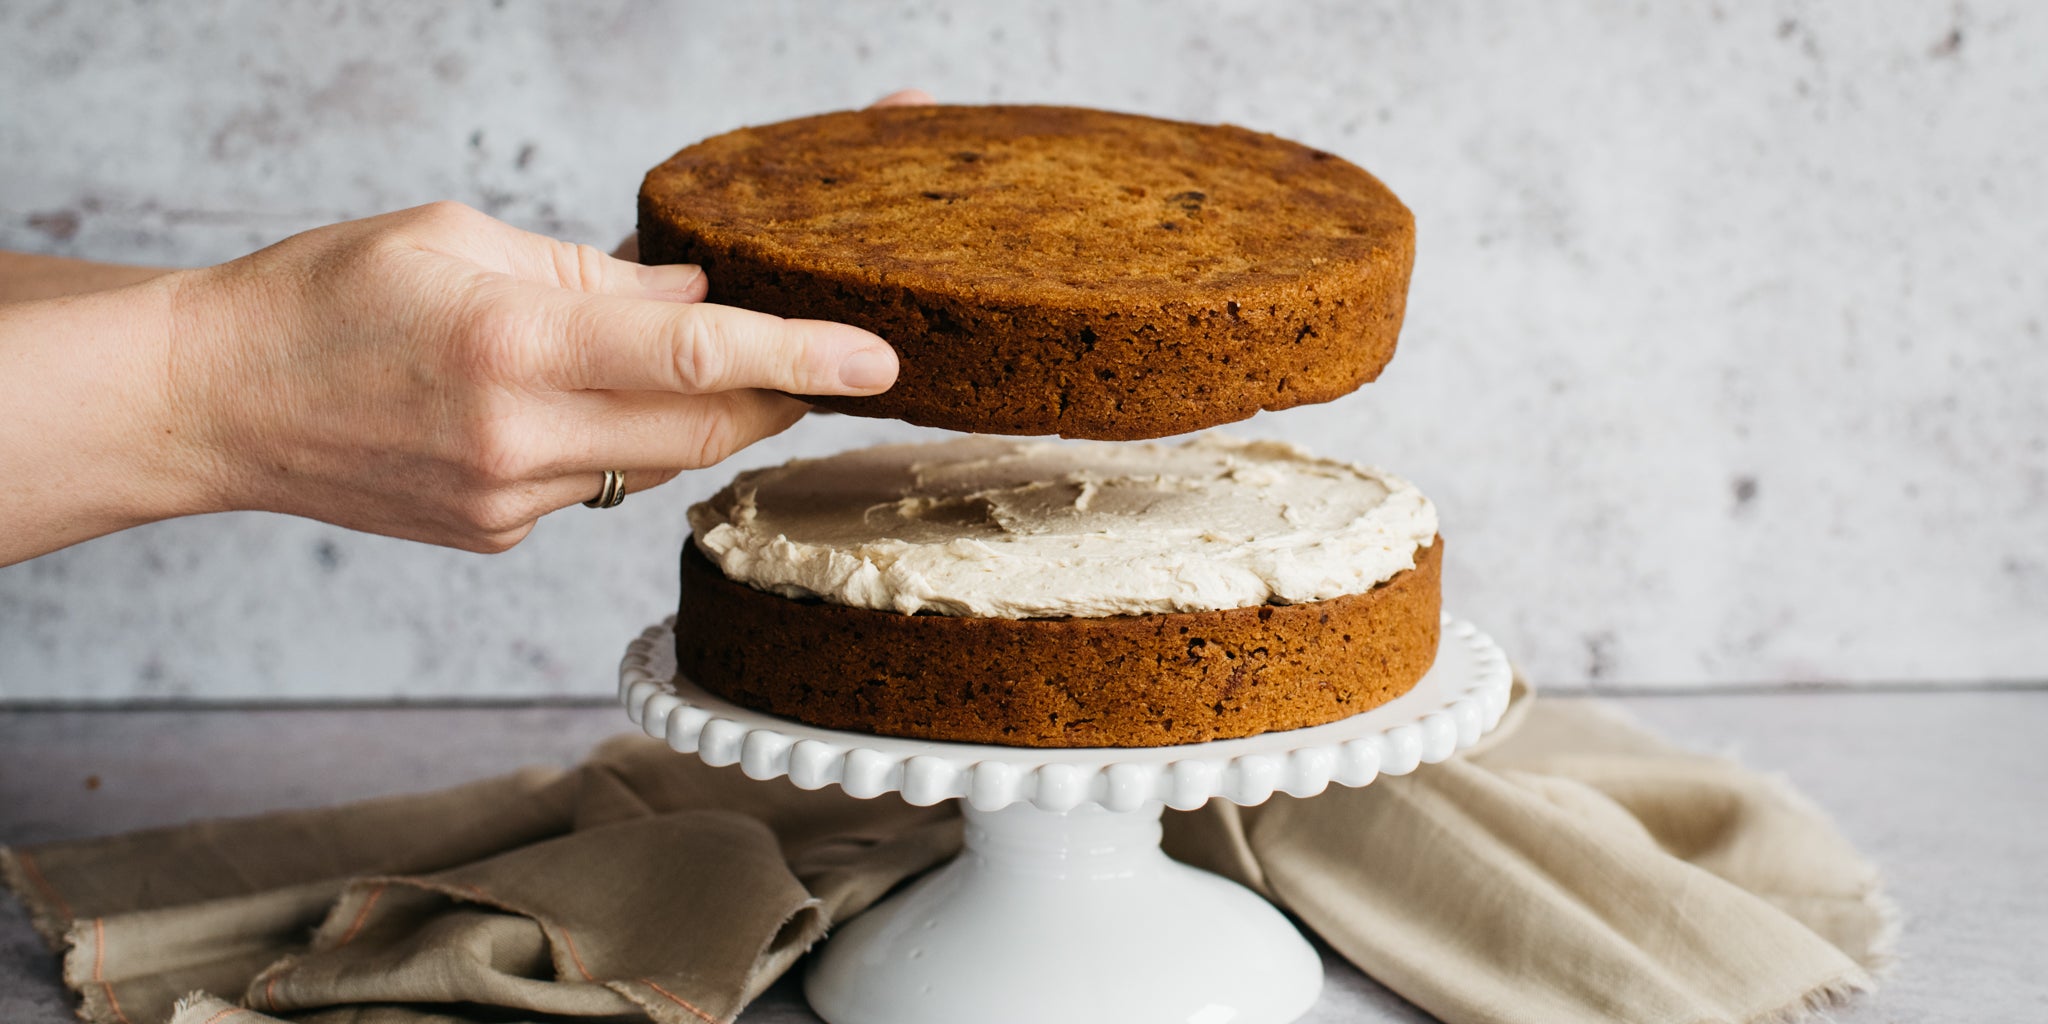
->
<box><xmin>619</xmin><ymin>613</ymin><xmax>1512</xmax><ymax>812</ymax></box>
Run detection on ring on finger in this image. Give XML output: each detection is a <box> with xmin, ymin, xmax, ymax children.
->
<box><xmin>583</xmin><ymin>469</ymin><xmax>627</xmax><ymax>509</ymax></box>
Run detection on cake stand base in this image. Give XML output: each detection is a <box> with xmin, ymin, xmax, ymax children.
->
<box><xmin>805</xmin><ymin>800</ymin><xmax>1320</xmax><ymax>1024</ymax></box>
<box><xmin>620</xmin><ymin>614</ymin><xmax>1513</xmax><ymax>1024</ymax></box>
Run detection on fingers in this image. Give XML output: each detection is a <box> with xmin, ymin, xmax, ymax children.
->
<box><xmin>526</xmin><ymin>390</ymin><xmax>809</xmax><ymax>512</ymax></box>
<box><xmin>391</xmin><ymin>202</ymin><xmax>701</xmax><ymax>300</ymax></box>
<box><xmin>559</xmin><ymin>388</ymin><xmax>810</xmax><ymax>471</ymax></box>
<box><xmin>390</xmin><ymin>206</ymin><xmax>896</xmax><ymax>397</ymax></box>
<box><xmin>527</xmin><ymin>468</ymin><xmax>678</xmax><ymax>522</ymax></box>
<box><xmin>505</xmin><ymin>229</ymin><xmax>705</xmax><ymax>301</ymax></box>
<box><xmin>871</xmin><ymin>88</ymin><xmax>935</xmax><ymax>107</ymax></box>
<box><xmin>548</xmin><ymin>290</ymin><xmax>898</xmax><ymax>397</ymax></box>
<box><xmin>420</xmin><ymin>390</ymin><xmax>807</xmax><ymax>548</ymax></box>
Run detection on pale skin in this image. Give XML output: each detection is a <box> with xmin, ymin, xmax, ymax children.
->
<box><xmin>0</xmin><ymin>90</ymin><xmax>934</xmax><ymax>567</ymax></box>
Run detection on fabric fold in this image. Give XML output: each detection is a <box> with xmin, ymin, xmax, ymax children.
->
<box><xmin>4</xmin><ymin>691</ymin><xmax>1891</xmax><ymax>1024</ymax></box>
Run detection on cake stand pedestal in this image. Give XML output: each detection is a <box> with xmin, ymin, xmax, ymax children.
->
<box><xmin>619</xmin><ymin>615</ymin><xmax>1513</xmax><ymax>1024</ymax></box>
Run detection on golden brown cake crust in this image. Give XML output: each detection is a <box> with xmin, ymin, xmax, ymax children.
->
<box><xmin>639</xmin><ymin>105</ymin><xmax>1416</xmax><ymax>440</ymax></box>
<box><xmin>674</xmin><ymin>537</ymin><xmax>1442</xmax><ymax>748</ymax></box>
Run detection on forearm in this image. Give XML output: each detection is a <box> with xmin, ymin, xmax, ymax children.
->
<box><xmin>0</xmin><ymin>251</ymin><xmax>172</xmax><ymax>303</ymax></box>
<box><xmin>0</xmin><ymin>272</ymin><xmax>224</xmax><ymax>564</ymax></box>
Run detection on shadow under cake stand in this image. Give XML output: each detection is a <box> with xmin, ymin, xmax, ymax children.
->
<box><xmin>619</xmin><ymin>614</ymin><xmax>1513</xmax><ymax>1024</ymax></box>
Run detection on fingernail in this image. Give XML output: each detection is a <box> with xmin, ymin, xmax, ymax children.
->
<box><xmin>637</xmin><ymin>263</ymin><xmax>703</xmax><ymax>294</ymax></box>
<box><xmin>837</xmin><ymin>347</ymin><xmax>897</xmax><ymax>391</ymax></box>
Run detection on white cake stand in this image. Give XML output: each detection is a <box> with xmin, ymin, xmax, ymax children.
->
<box><xmin>619</xmin><ymin>614</ymin><xmax>1513</xmax><ymax>1024</ymax></box>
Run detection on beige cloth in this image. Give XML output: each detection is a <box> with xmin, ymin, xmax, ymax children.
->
<box><xmin>3</xmin><ymin>688</ymin><xmax>1891</xmax><ymax>1024</ymax></box>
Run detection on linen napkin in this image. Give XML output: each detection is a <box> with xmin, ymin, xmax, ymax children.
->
<box><xmin>3</xmin><ymin>684</ymin><xmax>1892</xmax><ymax>1024</ymax></box>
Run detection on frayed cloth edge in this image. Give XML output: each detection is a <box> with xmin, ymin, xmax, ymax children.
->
<box><xmin>0</xmin><ymin>846</ymin><xmax>72</xmax><ymax>949</ymax></box>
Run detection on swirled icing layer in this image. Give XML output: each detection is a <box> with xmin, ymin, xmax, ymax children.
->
<box><xmin>687</xmin><ymin>435</ymin><xmax>1436</xmax><ymax>619</ymax></box>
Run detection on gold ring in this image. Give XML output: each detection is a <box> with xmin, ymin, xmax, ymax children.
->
<box><xmin>583</xmin><ymin>469</ymin><xmax>627</xmax><ymax>509</ymax></box>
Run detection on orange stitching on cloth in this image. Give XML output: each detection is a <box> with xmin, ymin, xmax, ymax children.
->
<box><xmin>557</xmin><ymin>925</ymin><xmax>597</xmax><ymax>982</ymax></box>
<box><xmin>337</xmin><ymin>883</ymin><xmax>387</xmax><ymax>946</ymax></box>
<box><xmin>457</xmin><ymin>881</ymin><xmax>597</xmax><ymax>986</ymax></box>
<box><xmin>200</xmin><ymin>1008</ymin><xmax>248</xmax><ymax>1024</ymax></box>
<box><xmin>92</xmin><ymin>919</ymin><xmax>133</xmax><ymax>1024</ymax></box>
<box><xmin>639</xmin><ymin>977</ymin><xmax>721</xmax><ymax>1024</ymax></box>
<box><xmin>458</xmin><ymin>880</ymin><xmax>598</xmax><ymax>983</ymax></box>
<box><xmin>16</xmin><ymin>851</ymin><xmax>74</xmax><ymax>920</ymax></box>
<box><xmin>102</xmin><ymin>984</ymin><xmax>132</xmax><ymax>1024</ymax></box>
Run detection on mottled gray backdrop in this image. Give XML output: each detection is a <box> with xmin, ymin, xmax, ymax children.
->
<box><xmin>2</xmin><ymin>1</ymin><xmax>2043</xmax><ymax>700</ymax></box>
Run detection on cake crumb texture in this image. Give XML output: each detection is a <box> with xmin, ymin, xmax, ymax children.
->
<box><xmin>675</xmin><ymin>538</ymin><xmax>1442</xmax><ymax>748</ymax></box>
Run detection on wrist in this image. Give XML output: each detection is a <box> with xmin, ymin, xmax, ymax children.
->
<box><xmin>0</xmin><ymin>271</ymin><xmax>229</xmax><ymax>563</ymax></box>
<box><xmin>151</xmin><ymin>264</ymin><xmax>254</xmax><ymax>518</ymax></box>
<box><xmin>70</xmin><ymin>269</ymin><xmax>236</xmax><ymax>525</ymax></box>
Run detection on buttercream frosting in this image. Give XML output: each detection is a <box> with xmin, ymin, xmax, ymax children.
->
<box><xmin>687</xmin><ymin>435</ymin><xmax>1437</xmax><ymax>619</ymax></box>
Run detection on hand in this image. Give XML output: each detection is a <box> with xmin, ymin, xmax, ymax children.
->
<box><xmin>0</xmin><ymin>87</ymin><xmax>933</xmax><ymax>566</ymax></box>
<box><xmin>165</xmin><ymin>200</ymin><xmax>897</xmax><ymax>553</ymax></box>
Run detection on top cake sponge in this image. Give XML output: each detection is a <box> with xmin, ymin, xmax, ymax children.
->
<box><xmin>639</xmin><ymin>105</ymin><xmax>1414</xmax><ymax>440</ymax></box>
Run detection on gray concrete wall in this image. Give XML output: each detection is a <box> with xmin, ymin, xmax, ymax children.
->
<box><xmin>1</xmin><ymin>0</ymin><xmax>2043</xmax><ymax>700</ymax></box>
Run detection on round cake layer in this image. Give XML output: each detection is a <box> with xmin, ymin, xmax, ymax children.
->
<box><xmin>639</xmin><ymin>104</ymin><xmax>1415</xmax><ymax>440</ymax></box>
<box><xmin>676</xmin><ymin>538</ymin><xmax>1441</xmax><ymax>748</ymax></box>
<box><xmin>689</xmin><ymin>435</ymin><xmax>1437</xmax><ymax>620</ymax></box>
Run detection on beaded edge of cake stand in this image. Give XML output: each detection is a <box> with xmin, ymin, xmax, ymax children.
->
<box><xmin>620</xmin><ymin>613</ymin><xmax>1512</xmax><ymax>813</ymax></box>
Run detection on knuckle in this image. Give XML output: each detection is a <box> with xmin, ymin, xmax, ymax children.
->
<box><xmin>460</xmin><ymin>420</ymin><xmax>542</xmax><ymax>487</ymax></box>
<box><xmin>310</xmin><ymin>222</ymin><xmax>414</xmax><ymax>284</ymax></box>
<box><xmin>555</xmin><ymin>241</ymin><xmax>612</xmax><ymax>293</ymax></box>
<box><xmin>413</xmin><ymin>199</ymin><xmax>480</xmax><ymax>230</ymax></box>
<box><xmin>345</xmin><ymin>202</ymin><xmax>486</xmax><ymax>269</ymax></box>
<box><xmin>450</xmin><ymin>533</ymin><xmax>499</xmax><ymax>555</ymax></box>
<box><xmin>353</xmin><ymin>229</ymin><xmax>412</xmax><ymax>267</ymax></box>
<box><xmin>673</xmin><ymin>311</ymin><xmax>727</xmax><ymax>391</ymax></box>
<box><xmin>681</xmin><ymin>402</ymin><xmax>748</xmax><ymax>468</ymax></box>
<box><xmin>471</xmin><ymin>527</ymin><xmax>530</xmax><ymax>555</ymax></box>
<box><xmin>450</xmin><ymin>299</ymin><xmax>541</xmax><ymax>383</ymax></box>
<box><xmin>455</xmin><ymin>487</ymin><xmax>535</xmax><ymax>536</ymax></box>
<box><xmin>453</xmin><ymin>529</ymin><xmax>520</xmax><ymax>555</ymax></box>
<box><xmin>442</xmin><ymin>396</ymin><xmax>540</xmax><ymax>485</ymax></box>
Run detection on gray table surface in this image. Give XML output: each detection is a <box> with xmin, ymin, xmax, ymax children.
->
<box><xmin>2</xmin><ymin>690</ymin><xmax>2043</xmax><ymax>1023</ymax></box>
